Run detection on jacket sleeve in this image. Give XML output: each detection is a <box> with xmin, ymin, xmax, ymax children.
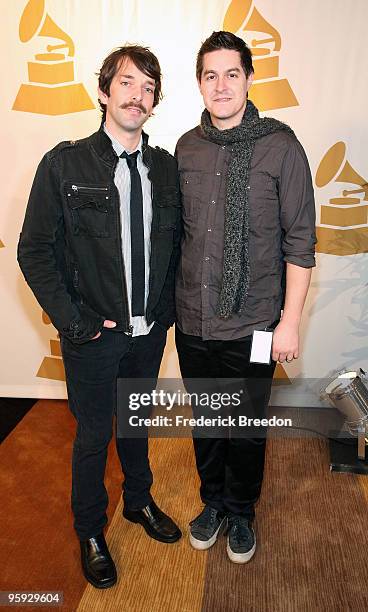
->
<box><xmin>156</xmin><ymin>187</ymin><xmax>182</xmax><ymax>328</ymax></box>
<box><xmin>279</xmin><ymin>138</ymin><xmax>317</xmax><ymax>268</ymax></box>
<box><xmin>17</xmin><ymin>152</ymin><xmax>104</xmax><ymax>343</ymax></box>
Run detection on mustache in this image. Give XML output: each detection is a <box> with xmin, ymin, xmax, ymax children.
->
<box><xmin>120</xmin><ymin>102</ymin><xmax>147</xmax><ymax>114</ymax></box>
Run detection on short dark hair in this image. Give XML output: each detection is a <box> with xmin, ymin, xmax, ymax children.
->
<box><xmin>196</xmin><ymin>31</ymin><xmax>253</xmax><ymax>81</ymax></box>
<box><xmin>98</xmin><ymin>45</ymin><xmax>162</xmax><ymax>120</ymax></box>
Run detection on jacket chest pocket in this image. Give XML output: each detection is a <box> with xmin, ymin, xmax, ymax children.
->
<box><xmin>65</xmin><ymin>184</ymin><xmax>110</xmax><ymax>237</ymax></box>
<box><xmin>248</xmin><ymin>171</ymin><xmax>279</xmax><ymax>227</ymax></box>
<box><xmin>179</xmin><ymin>172</ymin><xmax>201</xmax><ymax>222</ymax></box>
<box><xmin>155</xmin><ymin>185</ymin><xmax>180</xmax><ymax>232</ymax></box>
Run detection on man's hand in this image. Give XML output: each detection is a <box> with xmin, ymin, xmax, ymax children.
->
<box><xmin>271</xmin><ymin>319</ymin><xmax>299</xmax><ymax>363</ymax></box>
<box><xmin>91</xmin><ymin>319</ymin><xmax>117</xmax><ymax>340</ymax></box>
<box><xmin>271</xmin><ymin>263</ymin><xmax>312</xmax><ymax>363</ymax></box>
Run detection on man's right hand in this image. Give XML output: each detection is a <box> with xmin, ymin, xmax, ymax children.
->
<box><xmin>91</xmin><ymin>319</ymin><xmax>117</xmax><ymax>340</ymax></box>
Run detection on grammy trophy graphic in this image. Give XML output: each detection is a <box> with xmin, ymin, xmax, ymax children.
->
<box><xmin>37</xmin><ymin>312</ymin><xmax>65</xmax><ymax>381</ymax></box>
<box><xmin>316</xmin><ymin>142</ymin><xmax>368</xmax><ymax>256</ymax></box>
<box><xmin>223</xmin><ymin>0</ymin><xmax>298</xmax><ymax>111</ymax></box>
<box><xmin>12</xmin><ymin>0</ymin><xmax>94</xmax><ymax>115</ymax></box>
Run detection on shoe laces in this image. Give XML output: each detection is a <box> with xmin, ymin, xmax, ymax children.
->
<box><xmin>227</xmin><ymin>515</ymin><xmax>252</xmax><ymax>544</ymax></box>
<box><xmin>190</xmin><ymin>505</ymin><xmax>219</xmax><ymax>528</ymax></box>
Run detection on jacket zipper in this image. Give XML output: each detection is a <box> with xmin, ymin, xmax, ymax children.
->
<box><xmin>71</xmin><ymin>184</ymin><xmax>108</xmax><ymax>194</ymax></box>
<box><xmin>147</xmin><ymin>179</ymin><xmax>154</xmax><ymax>324</ymax></box>
<box><xmin>144</xmin><ymin>148</ymin><xmax>154</xmax><ymax>325</ymax></box>
<box><xmin>73</xmin><ymin>268</ymin><xmax>84</xmax><ymax>304</ymax></box>
<box><xmin>111</xmin><ymin>159</ymin><xmax>133</xmax><ymax>335</ymax></box>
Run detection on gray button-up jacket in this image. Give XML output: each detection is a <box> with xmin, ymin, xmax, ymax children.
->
<box><xmin>175</xmin><ymin>126</ymin><xmax>316</xmax><ymax>341</ymax></box>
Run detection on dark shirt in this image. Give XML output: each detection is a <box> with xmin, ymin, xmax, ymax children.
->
<box><xmin>175</xmin><ymin>126</ymin><xmax>316</xmax><ymax>341</ymax></box>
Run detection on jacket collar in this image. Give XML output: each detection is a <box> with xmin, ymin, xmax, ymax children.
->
<box><xmin>90</xmin><ymin>124</ymin><xmax>149</xmax><ymax>166</ymax></box>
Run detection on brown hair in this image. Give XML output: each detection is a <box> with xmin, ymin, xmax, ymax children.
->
<box><xmin>98</xmin><ymin>45</ymin><xmax>162</xmax><ymax>120</ymax></box>
<box><xmin>196</xmin><ymin>31</ymin><xmax>253</xmax><ymax>81</ymax></box>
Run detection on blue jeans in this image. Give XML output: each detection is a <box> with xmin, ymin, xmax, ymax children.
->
<box><xmin>61</xmin><ymin>323</ymin><xmax>167</xmax><ymax>540</ymax></box>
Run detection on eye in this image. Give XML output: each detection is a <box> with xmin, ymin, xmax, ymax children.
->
<box><xmin>145</xmin><ymin>86</ymin><xmax>154</xmax><ymax>94</ymax></box>
<box><xmin>228</xmin><ymin>73</ymin><xmax>238</xmax><ymax>78</ymax></box>
<box><xmin>120</xmin><ymin>81</ymin><xmax>130</xmax><ymax>86</ymax></box>
<box><xmin>206</xmin><ymin>74</ymin><xmax>216</xmax><ymax>81</ymax></box>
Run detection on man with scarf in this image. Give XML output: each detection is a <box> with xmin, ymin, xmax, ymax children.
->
<box><xmin>175</xmin><ymin>31</ymin><xmax>316</xmax><ymax>564</ymax></box>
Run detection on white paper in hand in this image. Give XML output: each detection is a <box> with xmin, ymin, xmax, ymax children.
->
<box><xmin>249</xmin><ymin>330</ymin><xmax>273</xmax><ymax>364</ymax></box>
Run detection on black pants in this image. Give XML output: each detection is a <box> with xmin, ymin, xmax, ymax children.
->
<box><xmin>61</xmin><ymin>323</ymin><xmax>166</xmax><ymax>540</ymax></box>
<box><xmin>175</xmin><ymin>327</ymin><xmax>276</xmax><ymax>519</ymax></box>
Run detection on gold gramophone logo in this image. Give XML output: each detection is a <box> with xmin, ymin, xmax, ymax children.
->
<box><xmin>12</xmin><ymin>0</ymin><xmax>94</xmax><ymax>115</ymax></box>
<box><xmin>0</xmin><ymin>240</ymin><xmax>4</xmax><ymax>248</ymax></box>
<box><xmin>223</xmin><ymin>0</ymin><xmax>298</xmax><ymax>111</ymax></box>
<box><xmin>316</xmin><ymin>142</ymin><xmax>368</xmax><ymax>256</ymax></box>
<box><xmin>37</xmin><ymin>311</ymin><xmax>65</xmax><ymax>381</ymax></box>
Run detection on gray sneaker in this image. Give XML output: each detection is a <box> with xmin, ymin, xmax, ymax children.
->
<box><xmin>226</xmin><ymin>515</ymin><xmax>256</xmax><ymax>563</ymax></box>
<box><xmin>189</xmin><ymin>505</ymin><xmax>227</xmax><ymax>550</ymax></box>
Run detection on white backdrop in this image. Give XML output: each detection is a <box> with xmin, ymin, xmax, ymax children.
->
<box><xmin>1</xmin><ymin>0</ymin><xmax>367</xmax><ymax>403</ymax></box>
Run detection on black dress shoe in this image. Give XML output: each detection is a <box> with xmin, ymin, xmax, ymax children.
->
<box><xmin>123</xmin><ymin>501</ymin><xmax>182</xmax><ymax>543</ymax></box>
<box><xmin>80</xmin><ymin>533</ymin><xmax>117</xmax><ymax>589</ymax></box>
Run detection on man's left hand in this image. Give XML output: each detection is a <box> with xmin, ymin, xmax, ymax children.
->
<box><xmin>271</xmin><ymin>320</ymin><xmax>299</xmax><ymax>363</ymax></box>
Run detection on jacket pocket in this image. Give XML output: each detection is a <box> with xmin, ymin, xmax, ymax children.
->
<box><xmin>65</xmin><ymin>183</ymin><xmax>110</xmax><ymax>237</ymax></box>
<box><xmin>155</xmin><ymin>185</ymin><xmax>180</xmax><ymax>232</ymax></box>
<box><xmin>248</xmin><ymin>172</ymin><xmax>279</xmax><ymax>228</ymax></box>
<box><xmin>179</xmin><ymin>172</ymin><xmax>201</xmax><ymax>223</ymax></box>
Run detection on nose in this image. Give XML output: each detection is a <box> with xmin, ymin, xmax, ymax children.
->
<box><xmin>131</xmin><ymin>86</ymin><xmax>143</xmax><ymax>102</ymax></box>
<box><xmin>215</xmin><ymin>75</ymin><xmax>227</xmax><ymax>92</ymax></box>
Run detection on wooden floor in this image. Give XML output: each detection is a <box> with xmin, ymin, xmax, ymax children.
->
<box><xmin>1</xmin><ymin>400</ymin><xmax>368</xmax><ymax>611</ymax></box>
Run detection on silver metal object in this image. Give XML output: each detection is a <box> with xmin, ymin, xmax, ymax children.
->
<box><xmin>325</xmin><ymin>369</ymin><xmax>368</xmax><ymax>460</ymax></box>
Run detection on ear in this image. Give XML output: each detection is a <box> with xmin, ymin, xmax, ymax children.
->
<box><xmin>97</xmin><ymin>87</ymin><xmax>108</xmax><ymax>104</ymax></box>
<box><xmin>246</xmin><ymin>72</ymin><xmax>254</xmax><ymax>92</ymax></box>
<box><xmin>197</xmin><ymin>76</ymin><xmax>204</xmax><ymax>96</ymax></box>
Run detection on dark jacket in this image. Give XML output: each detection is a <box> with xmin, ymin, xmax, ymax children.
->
<box><xmin>18</xmin><ymin>127</ymin><xmax>181</xmax><ymax>343</ymax></box>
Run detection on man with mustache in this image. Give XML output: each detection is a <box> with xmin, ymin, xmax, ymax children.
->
<box><xmin>18</xmin><ymin>45</ymin><xmax>182</xmax><ymax>588</ymax></box>
<box><xmin>175</xmin><ymin>31</ymin><xmax>316</xmax><ymax>563</ymax></box>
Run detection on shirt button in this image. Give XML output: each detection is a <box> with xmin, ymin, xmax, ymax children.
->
<box><xmin>203</xmin><ymin>284</ymin><xmax>208</xmax><ymax>289</ymax></box>
<box><xmin>211</xmin><ymin>200</ymin><xmax>216</xmax><ymax>204</ymax></box>
<box><xmin>221</xmin><ymin>145</ymin><xmax>226</xmax><ymax>150</ymax></box>
<box><xmin>207</xmin><ymin>228</ymin><xmax>212</xmax><ymax>232</ymax></box>
<box><xmin>216</xmin><ymin>172</ymin><xmax>221</xmax><ymax>176</ymax></box>
<box><xmin>204</xmin><ymin>256</ymin><xmax>209</xmax><ymax>261</ymax></box>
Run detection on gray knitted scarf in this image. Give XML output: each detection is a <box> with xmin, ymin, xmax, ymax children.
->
<box><xmin>201</xmin><ymin>99</ymin><xmax>294</xmax><ymax>318</ymax></box>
